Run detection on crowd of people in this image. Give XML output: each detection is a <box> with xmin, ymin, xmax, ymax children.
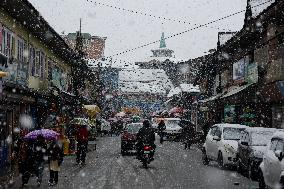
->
<box><xmin>13</xmin><ymin>123</ymin><xmax>91</xmax><ymax>188</ymax></box>
<box><xmin>15</xmin><ymin>135</ymin><xmax>64</xmax><ymax>187</ymax></box>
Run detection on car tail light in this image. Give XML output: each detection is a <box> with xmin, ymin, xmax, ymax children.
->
<box><xmin>143</xmin><ymin>146</ymin><xmax>152</xmax><ymax>151</ymax></box>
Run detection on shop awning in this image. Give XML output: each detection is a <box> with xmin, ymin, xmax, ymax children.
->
<box><xmin>0</xmin><ymin>71</ymin><xmax>8</xmax><ymax>77</ymax></box>
<box><xmin>199</xmin><ymin>93</ymin><xmax>222</xmax><ymax>103</ymax></box>
<box><xmin>221</xmin><ymin>84</ymin><xmax>253</xmax><ymax>99</ymax></box>
<box><xmin>165</xmin><ymin>98</ymin><xmax>172</xmax><ymax>104</ymax></box>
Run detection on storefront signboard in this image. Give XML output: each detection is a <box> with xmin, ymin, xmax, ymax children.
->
<box><xmin>0</xmin><ymin>60</ymin><xmax>28</xmax><ymax>87</ymax></box>
<box><xmin>52</xmin><ymin>66</ymin><xmax>70</xmax><ymax>92</ymax></box>
<box><xmin>224</xmin><ymin>105</ymin><xmax>236</xmax><ymax>123</ymax></box>
<box><xmin>245</xmin><ymin>63</ymin><xmax>258</xmax><ymax>84</ymax></box>
<box><xmin>233</xmin><ymin>57</ymin><xmax>249</xmax><ymax>83</ymax></box>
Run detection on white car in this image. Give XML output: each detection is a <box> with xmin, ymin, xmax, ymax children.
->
<box><xmin>202</xmin><ymin>123</ymin><xmax>247</xmax><ymax>167</ymax></box>
<box><xmin>100</xmin><ymin>119</ymin><xmax>111</xmax><ymax>135</ymax></box>
<box><xmin>163</xmin><ymin>118</ymin><xmax>182</xmax><ymax>139</ymax></box>
<box><xmin>259</xmin><ymin>131</ymin><xmax>284</xmax><ymax>189</ymax></box>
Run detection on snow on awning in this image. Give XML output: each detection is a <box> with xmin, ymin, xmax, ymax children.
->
<box><xmin>167</xmin><ymin>87</ymin><xmax>182</xmax><ymax>98</ymax></box>
<box><xmin>165</xmin><ymin>98</ymin><xmax>172</xmax><ymax>104</ymax></box>
<box><xmin>199</xmin><ymin>94</ymin><xmax>222</xmax><ymax>103</ymax></box>
<box><xmin>179</xmin><ymin>84</ymin><xmax>200</xmax><ymax>93</ymax></box>
<box><xmin>221</xmin><ymin>84</ymin><xmax>253</xmax><ymax>99</ymax></box>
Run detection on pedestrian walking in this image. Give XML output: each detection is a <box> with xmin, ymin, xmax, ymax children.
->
<box><xmin>48</xmin><ymin>141</ymin><xmax>64</xmax><ymax>186</ymax></box>
<box><xmin>76</xmin><ymin>125</ymin><xmax>89</xmax><ymax>165</ymax></box>
<box><xmin>19</xmin><ymin>140</ymin><xmax>35</xmax><ymax>187</ymax></box>
<box><xmin>33</xmin><ymin>135</ymin><xmax>47</xmax><ymax>187</ymax></box>
<box><xmin>157</xmin><ymin>120</ymin><xmax>166</xmax><ymax>144</ymax></box>
<box><xmin>182</xmin><ymin>122</ymin><xmax>195</xmax><ymax>150</ymax></box>
<box><xmin>202</xmin><ymin>121</ymin><xmax>211</xmax><ymax>142</ymax></box>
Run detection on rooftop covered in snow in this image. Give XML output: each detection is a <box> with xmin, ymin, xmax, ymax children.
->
<box><xmin>118</xmin><ymin>69</ymin><xmax>173</xmax><ymax>94</ymax></box>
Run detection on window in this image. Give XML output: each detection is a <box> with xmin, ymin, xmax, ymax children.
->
<box><xmin>270</xmin><ymin>139</ymin><xmax>279</xmax><ymax>152</ymax></box>
<box><xmin>17</xmin><ymin>37</ymin><xmax>27</xmax><ymax>63</ymax></box>
<box><xmin>29</xmin><ymin>46</ymin><xmax>36</xmax><ymax>76</ymax></box>
<box><xmin>240</xmin><ymin>131</ymin><xmax>249</xmax><ymax>143</ymax></box>
<box><xmin>40</xmin><ymin>51</ymin><xmax>45</xmax><ymax>79</ymax></box>
<box><xmin>1</xmin><ymin>27</ymin><xmax>15</xmax><ymax>58</ymax></box>
<box><xmin>210</xmin><ymin>127</ymin><xmax>217</xmax><ymax>136</ymax></box>
<box><xmin>48</xmin><ymin>59</ymin><xmax>53</xmax><ymax>81</ymax></box>
<box><xmin>215</xmin><ymin>127</ymin><xmax>222</xmax><ymax>138</ymax></box>
<box><xmin>275</xmin><ymin>140</ymin><xmax>284</xmax><ymax>152</ymax></box>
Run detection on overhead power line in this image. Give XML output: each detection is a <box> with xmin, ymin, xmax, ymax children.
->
<box><xmin>87</xmin><ymin>0</ymin><xmax>191</xmax><ymax>24</ymax></box>
<box><xmin>86</xmin><ymin>0</ymin><xmax>235</xmax><ymax>33</ymax></box>
<box><xmin>103</xmin><ymin>0</ymin><xmax>273</xmax><ymax>58</ymax></box>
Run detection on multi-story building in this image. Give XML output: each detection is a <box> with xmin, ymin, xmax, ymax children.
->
<box><xmin>0</xmin><ymin>0</ymin><xmax>96</xmax><ymax>175</ymax></box>
<box><xmin>62</xmin><ymin>33</ymin><xmax>107</xmax><ymax>60</ymax></box>
<box><xmin>195</xmin><ymin>0</ymin><xmax>284</xmax><ymax>129</ymax></box>
<box><xmin>118</xmin><ymin>69</ymin><xmax>173</xmax><ymax>116</ymax></box>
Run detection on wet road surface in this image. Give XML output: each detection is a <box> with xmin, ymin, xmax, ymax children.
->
<box><xmin>11</xmin><ymin>136</ymin><xmax>258</xmax><ymax>189</ymax></box>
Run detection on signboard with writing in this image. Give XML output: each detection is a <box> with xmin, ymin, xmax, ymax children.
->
<box><xmin>245</xmin><ymin>63</ymin><xmax>258</xmax><ymax>84</ymax></box>
<box><xmin>224</xmin><ymin>105</ymin><xmax>236</xmax><ymax>123</ymax></box>
<box><xmin>233</xmin><ymin>58</ymin><xmax>247</xmax><ymax>82</ymax></box>
<box><xmin>0</xmin><ymin>60</ymin><xmax>28</xmax><ymax>87</ymax></box>
<box><xmin>52</xmin><ymin>66</ymin><xmax>70</xmax><ymax>91</ymax></box>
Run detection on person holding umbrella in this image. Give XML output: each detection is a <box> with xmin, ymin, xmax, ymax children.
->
<box><xmin>19</xmin><ymin>140</ymin><xmax>34</xmax><ymax>187</ymax></box>
<box><xmin>33</xmin><ymin>135</ymin><xmax>47</xmax><ymax>187</ymax></box>
<box><xmin>23</xmin><ymin>128</ymin><xmax>59</xmax><ymax>187</ymax></box>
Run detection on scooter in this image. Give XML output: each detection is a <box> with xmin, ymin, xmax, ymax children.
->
<box><xmin>139</xmin><ymin>144</ymin><xmax>155</xmax><ymax>169</ymax></box>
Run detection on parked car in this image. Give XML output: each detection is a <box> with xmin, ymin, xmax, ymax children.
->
<box><xmin>259</xmin><ymin>131</ymin><xmax>284</xmax><ymax>189</ymax></box>
<box><xmin>121</xmin><ymin>122</ymin><xmax>143</xmax><ymax>155</ymax></box>
<box><xmin>151</xmin><ymin>118</ymin><xmax>182</xmax><ymax>140</ymax></box>
<box><xmin>163</xmin><ymin>118</ymin><xmax>182</xmax><ymax>140</ymax></box>
<box><xmin>202</xmin><ymin>124</ymin><xmax>247</xmax><ymax>167</ymax></box>
<box><xmin>100</xmin><ymin>119</ymin><xmax>111</xmax><ymax>136</ymax></box>
<box><xmin>237</xmin><ymin>127</ymin><xmax>277</xmax><ymax>179</ymax></box>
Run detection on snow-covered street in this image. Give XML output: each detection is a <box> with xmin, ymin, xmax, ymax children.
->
<box><xmin>10</xmin><ymin>136</ymin><xmax>257</xmax><ymax>189</ymax></box>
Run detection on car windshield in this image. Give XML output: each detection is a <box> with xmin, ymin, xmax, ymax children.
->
<box><xmin>223</xmin><ymin>128</ymin><xmax>245</xmax><ymax>140</ymax></box>
<box><xmin>166</xmin><ymin>120</ymin><xmax>180</xmax><ymax>128</ymax></box>
<box><xmin>251</xmin><ymin>131</ymin><xmax>274</xmax><ymax>146</ymax></box>
<box><xmin>126</xmin><ymin>124</ymin><xmax>143</xmax><ymax>134</ymax></box>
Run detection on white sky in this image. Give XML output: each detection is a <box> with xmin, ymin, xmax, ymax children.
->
<box><xmin>28</xmin><ymin>0</ymin><xmax>247</xmax><ymax>66</ymax></box>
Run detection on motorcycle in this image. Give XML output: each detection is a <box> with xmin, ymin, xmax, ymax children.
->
<box><xmin>138</xmin><ymin>144</ymin><xmax>155</xmax><ymax>169</ymax></box>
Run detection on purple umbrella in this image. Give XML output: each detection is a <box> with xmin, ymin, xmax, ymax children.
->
<box><xmin>24</xmin><ymin>129</ymin><xmax>59</xmax><ymax>140</ymax></box>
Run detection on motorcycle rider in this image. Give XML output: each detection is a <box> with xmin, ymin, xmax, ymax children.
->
<box><xmin>136</xmin><ymin>120</ymin><xmax>156</xmax><ymax>160</ymax></box>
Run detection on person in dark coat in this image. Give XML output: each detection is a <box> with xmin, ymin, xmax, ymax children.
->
<box><xmin>76</xmin><ymin>125</ymin><xmax>89</xmax><ymax>165</ymax></box>
<box><xmin>182</xmin><ymin>123</ymin><xmax>196</xmax><ymax>150</ymax></box>
<box><xmin>20</xmin><ymin>140</ymin><xmax>35</xmax><ymax>187</ymax></box>
<box><xmin>136</xmin><ymin>120</ymin><xmax>156</xmax><ymax>158</ymax></box>
<box><xmin>48</xmin><ymin>141</ymin><xmax>64</xmax><ymax>186</ymax></box>
<box><xmin>202</xmin><ymin>121</ymin><xmax>211</xmax><ymax>142</ymax></box>
<box><xmin>157</xmin><ymin>120</ymin><xmax>166</xmax><ymax>144</ymax></box>
<box><xmin>33</xmin><ymin>135</ymin><xmax>47</xmax><ymax>186</ymax></box>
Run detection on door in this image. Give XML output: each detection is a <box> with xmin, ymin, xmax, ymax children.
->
<box><xmin>264</xmin><ymin>138</ymin><xmax>282</xmax><ymax>187</ymax></box>
<box><xmin>242</xmin><ymin>132</ymin><xmax>250</xmax><ymax>168</ymax></box>
<box><xmin>238</xmin><ymin>131</ymin><xmax>249</xmax><ymax>167</ymax></box>
<box><xmin>211</xmin><ymin>126</ymin><xmax>222</xmax><ymax>159</ymax></box>
<box><xmin>206</xmin><ymin>127</ymin><xmax>217</xmax><ymax>158</ymax></box>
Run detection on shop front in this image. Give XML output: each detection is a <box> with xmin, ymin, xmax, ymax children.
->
<box><xmin>259</xmin><ymin>80</ymin><xmax>284</xmax><ymax>128</ymax></box>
